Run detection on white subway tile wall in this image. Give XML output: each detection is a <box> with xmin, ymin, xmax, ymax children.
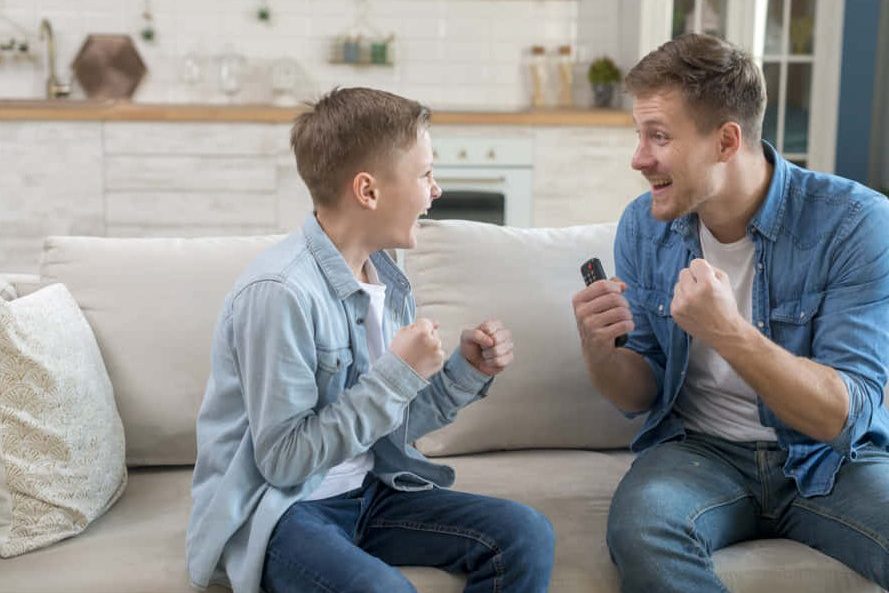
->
<box><xmin>0</xmin><ymin>0</ymin><xmax>580</xmax><ymax>110</ymax></box>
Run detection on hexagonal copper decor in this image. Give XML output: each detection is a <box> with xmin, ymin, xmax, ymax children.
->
<box><xmin>72</xmin><ymin>35</ymin><xmax>147</xmax><ymax>100</ymax></box>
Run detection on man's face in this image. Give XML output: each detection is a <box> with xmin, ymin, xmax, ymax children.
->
<box><xmin>631</xmin><ymin>90</ymin><xmax>723</xmax><ymax>221</ymax></box>
<box><xmin>374</xmin><ymin>128</ymin><xmax>442</xmax><ymax>249</ymax></box>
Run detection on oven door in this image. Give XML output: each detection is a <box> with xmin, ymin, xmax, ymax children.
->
<box><xmin>432</xmin><ymin>166</ymin><xmax>532</xmax><ymax>227</ymax></box>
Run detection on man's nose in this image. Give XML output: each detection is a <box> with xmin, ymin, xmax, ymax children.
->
<box><xmin>631</xmin><ymin>143</ymin><xmax>655</xmax><ymax>171</ymax></box>
<box><xmin>431</xmin><ymin>179</ymin><xmax>442</xmax><ymax>200</ymax></box>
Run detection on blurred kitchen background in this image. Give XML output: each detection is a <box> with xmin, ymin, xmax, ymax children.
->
<box><xmin>1</xmin><ymin>0</ymin><xmax>887</xmax><ymax>273</ymax></box>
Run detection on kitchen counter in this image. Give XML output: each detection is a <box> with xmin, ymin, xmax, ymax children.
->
<box><xmin>0</xmin><ymin>100</ymin><xmax>633</xmax><ymax>126</ymax></box>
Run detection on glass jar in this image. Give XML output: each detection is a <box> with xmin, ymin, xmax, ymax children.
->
<box><xmin>556</xmin><ymin>45</ymin><xmax>574</xmax><ymax>108</ymax></box>
<box><xmin>528</xmin><ymin>45</ymin><xmax>548</xmax><ymax>108</ymax></box>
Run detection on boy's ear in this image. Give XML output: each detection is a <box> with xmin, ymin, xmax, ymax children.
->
<box><xmin>352</xmin><ymin>172</ymin><xmax>379</xmax><ymax>210</ymax></box>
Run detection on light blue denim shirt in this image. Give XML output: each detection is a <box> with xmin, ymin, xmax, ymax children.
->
<box><xmin>187</xmin><ymin>214</ymin><xmax>492</xmax><ymax>593</ymax></box>
<box><xmin>615</xmin><ymin>142</ymin><xmax>889</xmax><ymax>497</ymax></box>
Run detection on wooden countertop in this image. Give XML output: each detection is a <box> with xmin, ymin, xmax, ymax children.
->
<box><xmin>0</xmin><ymin>100</ymin><xmax>633</xmax><ymax>126</ymax></box>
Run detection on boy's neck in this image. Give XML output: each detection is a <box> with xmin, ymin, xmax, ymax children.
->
<box><xmin>315</xmin><ymin>210</ymin><xmax>372</xmax><ymax>283</ymax></box>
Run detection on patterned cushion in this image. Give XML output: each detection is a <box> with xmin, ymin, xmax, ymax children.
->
<box><xmin>0</xmin><ymin>283</ymin><xmax>127</xmax><ymax>558</ymax></box>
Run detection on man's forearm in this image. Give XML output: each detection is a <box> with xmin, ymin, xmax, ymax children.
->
<box><xmin>583</xmin><ymin>346</ymin><xmax>658</xmax><ymax>414</ymax></box>
<box><xmin>715</xmin><ymin>323</ymin><xmax>849</xmax><ymax>442</ymax></box>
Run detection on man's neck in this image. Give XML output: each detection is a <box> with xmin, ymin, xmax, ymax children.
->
<box><xmin>698</xmin><ymin>146</ymin><xmax>773</xmax><ymax>244</ymax></box>
<box><xmin>314</xmin><ymin>210</ymin><xmax>372</xmax><ymax>282</ymax></box>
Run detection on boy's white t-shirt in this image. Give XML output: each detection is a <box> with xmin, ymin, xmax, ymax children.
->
<box><xmin>304</xmin><ymin>260</ymin><xmax>388</xmax><ymax>501</ymax></box>
<box><xmin>674</xmin><ymin>222</ymin><xmax>778</xmax><ymax>442</ymax></box>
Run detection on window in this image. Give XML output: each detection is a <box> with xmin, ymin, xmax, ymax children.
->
<box><xmin>638</xmin><ymin>0</ymin><xmax>843</xmax><ymax>172</ymax></box>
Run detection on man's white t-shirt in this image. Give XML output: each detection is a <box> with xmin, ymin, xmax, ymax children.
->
<box><xmin>674</xmin><ymin>222</ymin><xmax>778</xmax><ymax>442</ymax></box>
<box><xmin>304</xmin><ymin>260</ymin><xmax>387</xmax><ymax>500</ymax></box>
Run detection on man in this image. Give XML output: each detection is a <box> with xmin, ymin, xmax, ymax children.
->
<box><xmin>573</xmin><ymin>34</ymin><xmax>889</xmax><ymax>591</ymax></box>
<box><xmin>187</xmin><ymin>88</ymin><xmax>554</xmax><ymax>593</ymax></box>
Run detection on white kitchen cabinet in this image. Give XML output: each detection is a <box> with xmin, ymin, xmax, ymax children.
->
<box><xmin>0</xmin><ymin>122</ymin><xmax>104</xmax><ymax>273</ymax></box>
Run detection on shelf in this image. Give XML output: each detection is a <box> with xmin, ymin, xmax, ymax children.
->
<box><xmin>0</xmin><ymin>101</ymin><xmax>634</xmax><ymax>127</ymax></box>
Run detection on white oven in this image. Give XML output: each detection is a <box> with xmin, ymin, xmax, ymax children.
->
<box><xmin>429</xmin><ymin>136</ymin><xmax>533</xmax><ymax>227</ymax></box>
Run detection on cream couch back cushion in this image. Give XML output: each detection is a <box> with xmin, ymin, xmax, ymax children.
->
<box><xmin>40</xmin><ymin>235</ymin><xmax>283</xmax><ymax>466</ymax></box>
<box><xmin>404</xmin><ymin>220</ymin><xmax>644</xmax><ymax>456</ymax></box>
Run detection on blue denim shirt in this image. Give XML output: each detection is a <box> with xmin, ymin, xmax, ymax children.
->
<box><xmin>187</xmin><ymin>214</ymin><xmax>492</xmax><ymax>593</ymax></box>
<box><xmin>615</xmin><ymin>143</ymin><xmax>889</xmax><ymax>497</ymax></box>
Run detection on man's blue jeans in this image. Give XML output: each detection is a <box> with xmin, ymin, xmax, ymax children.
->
<box><xmin>261</xmin><ymin>476</ymin><xmax>555</xmax><ymax>593</ymax></box>
<box><xmin>607</xmin><ymin>431</ymin><xmax>889</xmax><ymax>592</ymax></box>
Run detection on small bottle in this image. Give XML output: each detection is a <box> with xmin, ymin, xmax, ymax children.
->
<box><xmin>528</xmin><ymin>45</ymin><xmax>548</xmax><ymax>108</ymax></box>
<box><xmin>556</xmin><ymin>45</ymin><xmax>574</xmax><ymax>108</ymax></box>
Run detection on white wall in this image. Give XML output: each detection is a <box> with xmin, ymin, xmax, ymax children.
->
<box><xmin>575</xmin><ymin>0</ymin><xmax>640</xmax><ymax>109</ymax></box>
<box><xmin>0</xmin><ymin>0</ymin><xmax>589</xmax><ymax>110</ymax></box>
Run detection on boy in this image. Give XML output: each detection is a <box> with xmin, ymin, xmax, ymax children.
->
<box><xmin>187</xmin><ymin>87</ymin><xmax>555</xmax><ymax>593</ymax></box>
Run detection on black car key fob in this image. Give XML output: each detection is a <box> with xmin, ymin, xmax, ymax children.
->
<box><xmin>580</xmin><ymin>257</ymin><xmax>628</xmax><ymax>347</ymax></box>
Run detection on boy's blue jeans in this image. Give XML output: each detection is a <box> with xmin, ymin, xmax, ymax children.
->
<box><xmin>261</xmin><ymin>476</ymin><xmax>555</xmax><ymax>593</ymax></box>
<box><xmin>607</xmin><ymin>431</ymin><xmax>889</xmax><ymax>592</ymax></box>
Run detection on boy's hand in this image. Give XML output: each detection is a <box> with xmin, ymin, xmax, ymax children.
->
<box><xmin>390</xmin><ymin>318</ymin><xmax>445</xmax><ymax>379</ymax></box>
<box><xmin>460</xmin><ymin>320</ymin><xmax>514</xmax><ymax>377</ymax></box>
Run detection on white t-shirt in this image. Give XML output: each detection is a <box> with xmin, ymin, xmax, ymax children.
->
<box><xmin>304</xmin><ymin>260</ymin><xmax>387</xmax><ymax>500</ymax></box>
<box><xmin>674</xmin><ymin>223</ymin><xmax>778</xmax><ymax>442</ymax></box>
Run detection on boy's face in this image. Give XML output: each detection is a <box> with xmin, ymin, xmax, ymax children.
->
<box><xmin>631</xmin><ymin>89</ymin><xmax>724</xmax><ymax>221</ymax></box>
<box><xmin>374</xmin><ymin>128</ymin><xmax>441</xmax><ymax>249</ymax></box>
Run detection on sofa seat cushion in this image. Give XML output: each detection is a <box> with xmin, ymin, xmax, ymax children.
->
<box><xmin>0</xmin><ymin>453</ymin><xmax>882</xmax><ymax>593</ymax></box>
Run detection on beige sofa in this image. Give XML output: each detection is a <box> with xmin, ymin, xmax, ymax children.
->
<box><xmin>1</xmin><ymin>219</ymin><xmax>885</xmax><ymax>593</ymax></box>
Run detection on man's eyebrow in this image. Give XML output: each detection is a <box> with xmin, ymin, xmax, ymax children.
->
<box><xmin>633</xmin><ymin>117</ymin><xmax>667</xmax><ymax>128</ymax></box>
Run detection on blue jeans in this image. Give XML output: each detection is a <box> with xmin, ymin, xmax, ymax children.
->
<box><xmin>607</xmin><ymin>431</ymin><xmax>889</xmax><ymax>592</ymax></box>
<box><xmin>261</xmin><ymin>476</ymin><xmax>555</xmax><ymax>593</ymax></box>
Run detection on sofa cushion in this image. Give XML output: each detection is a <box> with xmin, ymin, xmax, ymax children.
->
<box><xmin>0</xmin><ymin>455</ymin><xmax>880</xmax><ymax>593</ymax></box>
<box><xmin>40</xmin><ymin>235</ymin><xmax>283</xmax><ymax>466</ymax></box>
<box><xmin>0</xmin><ymin>284</ymin><xmax>127</xmax><ymax>558</ymax></box>
<box><xmin>403</xmin><ymin>219</ymin><xmax>644</xmax><ymax>456</ymax></box>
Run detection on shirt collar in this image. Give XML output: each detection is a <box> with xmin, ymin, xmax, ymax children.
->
<box><xmin>302</xmin><ymin>213</ymin><xmax>411</xmax><ymax>300</ymax></box>
<box><xmin>747</xmin><ymin>141</ymin><xmax>788</xmax><ymax>242</ymax></box>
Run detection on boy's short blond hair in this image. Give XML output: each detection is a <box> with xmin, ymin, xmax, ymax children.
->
<box><xmin>290</xmin><ymin>87</ymin><xmax>431</xmax><ymax>208</ymax></box>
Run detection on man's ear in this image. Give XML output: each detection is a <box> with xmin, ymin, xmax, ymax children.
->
<box><xmin>717</xmin><ymin>122</ymin><xmax>742</xmax><ymax>162</ymax></box>
<box><xmin>352</xmin><ymin>172</ymin><xmax>379</xmax><ymax>210</ymax></box>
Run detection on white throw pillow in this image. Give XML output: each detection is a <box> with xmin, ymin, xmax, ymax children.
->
<box><xmin>404</xmin><ymin>219</ymin><xmax>645</xmax><ymax>456</ymax></box>
<box><xmin>0</xmin><ymin>283</ymin><xmax>127</xmax><ymax>558</ymax></box>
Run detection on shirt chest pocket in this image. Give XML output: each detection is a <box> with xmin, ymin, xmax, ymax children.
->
<box><xmin>637</xmin><ymin>287</ymin><xmax>675</xmax><ymax>344</ymax></box>
<box><xmin>315</xmin><ymin>347</ymin><xmax>353</xmax><ymax>407</ymax></box>
<box><xmin>769</xmin><ymin>292</ymin><xmax>824</xmax><ymax>356</ymax></box>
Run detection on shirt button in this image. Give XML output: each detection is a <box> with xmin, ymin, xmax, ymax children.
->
<box><xmin>757</xmin><ymin>263</ymin><xmax>763</xmax><ymax>270</ymax></box>
<box><xmin>757</xmin><ymin>321</ymin><xmax>765</xmax><ymax>328</ymax></box>
<box><xmin>356</xmin><ymin>318</ymin><xmax>364</xmax><ymax>325</ymax></box>
<box><xmin>658</xmin><ymin>304</ymin><xmax>664</xmax><ymax>313</ymax></box>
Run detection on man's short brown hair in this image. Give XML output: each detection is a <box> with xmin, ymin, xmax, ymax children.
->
<box><xmin>625</xmin><ymin>33</ymin><xmax>766</xmax><ymax>146</ymax></box>
<box><xmin>290</xmin><ymin>87</ymin><xmax>431</xmax><ymax>208</ymax></box>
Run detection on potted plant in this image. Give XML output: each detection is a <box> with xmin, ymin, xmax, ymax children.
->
<box><xmin>587</xmin><ymin>56</ymin><xmax>621</xmax><ymax>108</ymax></box>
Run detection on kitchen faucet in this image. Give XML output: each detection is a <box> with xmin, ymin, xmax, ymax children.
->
<box><xmin>39</xmin><ymin>18</ymin><xmax>71</xmax><ymax>99</ymax></box>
